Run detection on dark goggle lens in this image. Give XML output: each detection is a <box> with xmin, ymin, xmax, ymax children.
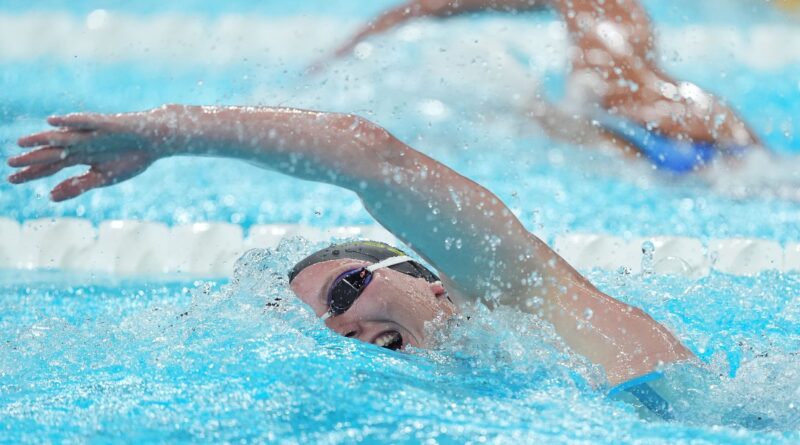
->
<box><xmin>327</xmin><ymin>268</ymin><xmax>372</xmax><ymax>315</ymax></box>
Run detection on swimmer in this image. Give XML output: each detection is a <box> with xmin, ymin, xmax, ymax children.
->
<box><xmin>9</xmin><ymin>104</ymin><xmax>695</xmax><ymax>418</ymax></box>
<box><xmin>312</xmin><ymin>0</ymin><xmax>763</xmax><ymax>173</ymax></box>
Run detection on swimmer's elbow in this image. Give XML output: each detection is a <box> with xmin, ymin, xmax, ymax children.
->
<box><xmin>333</xmin><ymin>113</ymin><xmax>395</xmax><ymax>143</ymax></box>
<box><xmin>328</xmin><ymin>113</ymin><xmax>410</xmax><ymax>162</ymax></box>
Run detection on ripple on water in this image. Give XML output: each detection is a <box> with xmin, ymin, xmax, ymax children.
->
<box><xmin>1</xmin><ymin>241</ymin><xmax>798</xmax><ymax>442</ymax></box>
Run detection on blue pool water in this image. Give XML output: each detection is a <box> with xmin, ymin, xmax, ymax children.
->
<box><xmin>1</xmin><ymin>0</ymin><xmax>800</xmax><ymax>443</ymax></box>
<box><xmin>1</xmin><ymin>1</ymin><xmax>800</xmax><ymax>240</ymax></box>
<box><xmin>2</xmin><ymin>244</ymin><xmax>799</xmax><ymax>443</ymax></box>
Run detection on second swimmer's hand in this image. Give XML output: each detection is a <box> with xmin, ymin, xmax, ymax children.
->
<box><xmin>7</xmin><ymin>108</ymin><xmax>178</xmax><ymax>201</ymax></box>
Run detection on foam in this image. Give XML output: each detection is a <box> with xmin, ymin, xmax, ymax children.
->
<box><xmin>2</xmin><ymin>217</ymin><xmax>798</xmax><ymax>278</ymax></box>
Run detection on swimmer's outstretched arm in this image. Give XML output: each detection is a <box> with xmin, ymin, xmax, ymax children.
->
<box><xmin>310</xmin><ymin>0</ymin><xmax>546</xmax><ymax>70</ymax></box>
<box><xmin>9</xmin><ymin>105</ymin><xmax>694</xmax><ymax>385</ymax></box>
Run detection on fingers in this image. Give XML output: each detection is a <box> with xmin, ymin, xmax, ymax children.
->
<box><xmin>50</xmin><ymin>169</ymin><xmax>110</xmax><ymax>202</ymax></box>
<box><xmin>7</xmin><ymin>159</ymin><xmax>76</xmax><ymax>184</ymax></box>
<box><xmin>47</xmin><ymin>113</ymin><xmax>120</xmax><ymax>131</ymax></box>
<box><xmin>18</xmin><ymin>129</ymin><xmax>94</xmax><ymax>148</ymax></box>
<box><xmin>7</xmin><ymin>146</ymin><xmax>67</xmax><ymax>167</ymax></box>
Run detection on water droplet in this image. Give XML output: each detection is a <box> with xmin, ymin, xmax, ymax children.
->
<box><xmin>641</xmin><ymin>240</ymin><xmax>655</xmax><ymax>275</ymax></box>
<box><xmin>86</xmin><ymin>9</ymin><xmax>108</xmax><ymax>30</ymax></box>
<box><xmin>444</xmin><ymin>238</ymin><xmax>453</xmax><ymax>250</ymax></box>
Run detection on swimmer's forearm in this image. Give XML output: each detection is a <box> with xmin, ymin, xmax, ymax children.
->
<box><xmin>366</xmin><ymin>0</ymin><xmax>548</xmax><ymax>24</ymax></box>
<box><xmin>327</xmin><ymin>0</ymin><xmax>547</xmax><ymax>60</ymax></box>
<box><xmin>158</xmin><ymin>105</ymin><xmax>403</xmax><ymax>188</ymax></box>
<box><xmin>419</xmin><ymin>0</ymin><xmax>548</xmax><ymax>15</ymax></box>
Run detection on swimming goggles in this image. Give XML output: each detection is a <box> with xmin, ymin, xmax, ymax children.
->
<box><xmin>320</xmin><ymin>255</ymin><xmax>413</xmax><ymax>321</ymax></box>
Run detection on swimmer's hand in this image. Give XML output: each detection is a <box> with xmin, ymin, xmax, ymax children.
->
<box><xmin>8</xmin><ymin>111</ymin><xmax>170</xmax><ymax>201</ymax></box>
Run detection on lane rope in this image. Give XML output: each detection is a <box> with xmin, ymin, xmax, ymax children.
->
<box><xmin>0</xmin><ymin>13</ymin><xmax>798</xmax><ymax>70</ymax></box>
<box><xmin>1</xmin><ymin>217</ymin><xmax>796</xmax><ymax>278</ymax></box>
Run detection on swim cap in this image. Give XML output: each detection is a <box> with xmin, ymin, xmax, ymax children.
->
<box><xmin>288</xmin><ymin>240</ymin><xmax>440</xmax><ymax>284</ymax></box>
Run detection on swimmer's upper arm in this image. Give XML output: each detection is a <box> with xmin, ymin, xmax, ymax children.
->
<box><xmin>346</xmin><ymin>128</ymin><xmax>574</xmax><ymax>304</ymax></box>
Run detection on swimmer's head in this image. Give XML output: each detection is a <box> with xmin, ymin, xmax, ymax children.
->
<box><xmin>289</xmin><ymin>241</ymin><xmax>457</xmax><ymax>351</ymax></box>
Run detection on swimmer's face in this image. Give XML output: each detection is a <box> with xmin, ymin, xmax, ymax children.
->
<box><xmin>290</xmin><ymin>259</ymin><xmax>457</xmax><ymax>350</ymax></box>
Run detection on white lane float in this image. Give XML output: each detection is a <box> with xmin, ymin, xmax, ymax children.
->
<box><xmin>708</xmin><ymin>238</ymin><xmax>784</xmax><ymax>276</ymax></box>
<box><xmin>554</xmin><ymin>234</ymin><xmax>641</xmax><ymax>273</ymax></box>
<box><xmin>2</xmin><ymin>217</ymin><xmax>798</xmax><ymax>278</ymax></box>
<box><xmin>784</xmin><ymin>243</ymin><xmax>800</xmax><ymax>273</ymax></box>
<box><xmin>0</xmin><ymin>217</ymin><xmax>21</xmax><ymax>268</ymax></box>
<box><xmin>83</xmin><ymin>220</ymin><xmax>172</xmax><ymax>274</ymax></box>
<box><xmin>17</xmin><ymin>218</ymin><xmax>95</xmax><ymax>270</ymax></box>
<box><xmin>637</xmin><ymin>236</ymin><xmax>709</xmax><ymax>278</ymax></box>
<box><xmin>169</xmin><ymin>222</ymin><xmax>244</xmax><ymax>276</ymax></box>
<box><xmin>3</xmin><ymin>13</ymin><xmax>800</xmax><ymax>71</ymax></box>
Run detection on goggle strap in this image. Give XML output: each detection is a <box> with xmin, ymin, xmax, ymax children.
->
<box><xmin>365</xmin><ymin>255</ymin><xmax>414</xmax><ymax>273</ymax></box>
<box><xmin>320</xmin><ymin>310</ymin><xmax>333</xmax><ymax>321</ymax></box>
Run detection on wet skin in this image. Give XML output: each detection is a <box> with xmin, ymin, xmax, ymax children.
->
<box><xmin>8</xmin><ymin>106</ymin><xmax>695</xmax><ymax>385</ymax></box>
<box><xmin>290</xmin><ymin>259</ymin><xmax>457</xmax><ymax>350</ymax></box>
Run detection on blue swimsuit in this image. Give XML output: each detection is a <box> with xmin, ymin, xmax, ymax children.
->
<box><xmin>595</xmin><ymin>115</ymin><xmax>718</xmax><ymax>174</ymax></box>
<box><xmin>607</xmin><ymin>372</ymin><xmax>674</xmax><ymax>420</ymax></box>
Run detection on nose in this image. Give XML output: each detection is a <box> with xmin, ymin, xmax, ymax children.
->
<box><xmin>324</xmin><ymin>314</ymin><xmax>360</xmax><ymax>337</ymax></box>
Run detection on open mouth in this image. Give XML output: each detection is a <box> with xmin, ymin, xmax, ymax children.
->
<box><xmin>374</xmin><ymin>330</ymin><xmax>403</xmax><ymax>351</ymax></box>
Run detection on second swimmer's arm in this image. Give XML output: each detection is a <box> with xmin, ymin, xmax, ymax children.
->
<box><xmin>315</xmin><ymin>0</ymin><xmax>547</xmax><ymax>65</ymax></box>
